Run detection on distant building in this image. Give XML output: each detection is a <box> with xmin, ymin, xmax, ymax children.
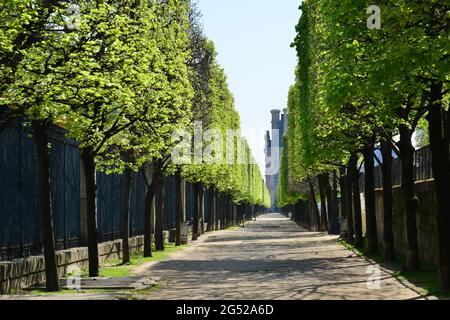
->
<box><xmin>265</xmin><ymin>108</ymin><xmax>288</xmax><ymax>210</ymax></box>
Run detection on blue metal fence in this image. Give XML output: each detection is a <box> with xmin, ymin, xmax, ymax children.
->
<box><xmin>164</xmin><ymin>176</ymin><xmax>177</xmax><ymax>230</ymax></box>
<box><xmin>96</xmin><ymin>171</ymin><xmax>147</xmax><ymax>242</ymax></box>
<box><xmin>97</xmin><ymin>173</ymin><xmax>123</xmax><ymax>242</ymax></box>
<box><xmin>0</xmin><ymin>120</ymin><xmax>179</xmax><ymax>261</ymax></box>
<box><xmin>360</xmin><ymin>145</ymin><xmax>433</xmax><ymax>191</ymax></box>
<box><xmin>0</xmin><ymin>121</ymin><xmax>80</xmax><ymax>260</ymax></box>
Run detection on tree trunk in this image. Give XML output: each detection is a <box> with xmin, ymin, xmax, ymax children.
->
<box><xmin>306</xmin><ymin>198</ymin><xmax>311</xmax><ymax>228</ymax></box>
<box><xmin>346</xmin><ymin>157</ymin><xmax>356</xmax><ymax>243</ymax></box>
<box><xmin>143</xmin><ymin>183</ymin><xmax>154</xmax><ymax>257</ymax></box>
<box><xmin>214</xmin><ymin>191</ymin><xmax>220</xmax><ymax>231</ymax></box>
<box><xmin>206</xmin><ymin>189</ymin><xmax>214</xmax><ymax>232</ymax></box>
<box><xmin>143</xmin><ymin>162</ymin><xmax>159</xmax><ymax>257</ymax></box>
<box><xmin>399</xmin><ymin>125</ymin><xmax>420</xmax><ymax>271</ymax></box>
<box><xmin>381</xmin><ymin>137</ymin><xmax>395</xmax><ymax>261</ymax></box>
<box><xmin>192</xmin><ymin>183</ymin><xmax>200</xmax><ymax>241</ymax></box>
<box><xmin>33</xmin><ymin>122</ymin><xmax>60</xmax><ymax>292</ymax></box>
<box><xmin>352</xmin><ymin>156</ymin><xmax>363</xmax><ymax>248</ymax></box>
<box><xmin>227</xmin><ymin>195</ymin><xmax>232</xmax><ymax>228</ymax></box>
<box><xmin>81</xmin><ymin>147</ymin><xmax>99</xmax><ymax>277</ymax></box>
<box><xmin>226</xmin><ymin>195</ymin><xmax>231</xmax><ymax>228</ymax></box>
<box><xmin>121</xmin><ymin>165</ymin><xmax>132</xmax><ymax>264</ymax></box>
<box><xmin>155</xmin><ymin>176</ymin><xmax>165</xmax><ymax>251</ymax></box>
<box><xmin>232</xmin><ymin>200</ymin><xmax>236</xmax><ymax>226</ymax></box>
<box><xmin>142</xmin><ymin>166</ymin><xmax>154</xmax><ymax>258</ymax></box>
<box><xmin>220</xmin><ymin>193</ymin><xmax>225</xmax><ymax>230</ymax></box>
<box><xmin>199</xmin><ymin>186</ymin><xmax>204</xmax><ymax>235</ymax></box>
<box><xmin>223</xmin><ymin>195</ymin><xmax>228</xmax><ymax>229</ymax></box>
<box><xmin>175</xmin><ymin>170</ymin><xmax>182</xmax><ymax>246</ymax></box>
<box><xmin>324</xmin><ymin>173</ymin><xmax>334</xmax><ymax>234</ymax></box>
<box><xmin>308</xmin><ymin>178</ymin><xmax>320</xmax><ymax>231</ymax></box>
<box><xmin>331</xmin><ymin>171</ymin><xmax>340</xmax><ymax>234</ymax></box>
<box><xmin>200</xmin><ymin>186</ymin><xmax>205</xmax><ymax>235</ymax></box>
<box><xmin>428</xmin><ymin>80</ymin><xmax>450</xmax><ymax>290</ymax></box>
<box><xmin>220</xmin><ymin>194</ymin><xmax>225</xmax><ymax>230</ymax></box>
<box><xmin>363</xmin><ymin>142</ymin><xmax>378</xmax><ymax>255</ymax></box>
<box><xmin>318</xmin><ymin>175</ymin><xmax>328</xmax><ymax>232</ymax></box>
<box><xmin>339</xmin><ymin>167</ymin><xmax>347</xmax><ymax>234</ymax></box>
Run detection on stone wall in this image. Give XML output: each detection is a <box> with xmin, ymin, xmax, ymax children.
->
<box><xmin>0</xmin><ymin>232</ymin><xmax>169</xmax><ymax>294</ymax></box>
<box><xmin>361</xmin><ymin>180</ymin><xmax>439</xmax><ymax>265</ymax></box>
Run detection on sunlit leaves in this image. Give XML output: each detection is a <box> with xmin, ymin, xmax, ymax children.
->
<box><xmin>0</xmin><ymin>0</ymin><xmax>270</xmax><ymax>207</ymax></box>
<box><xmin>286</xmin><ymin>0</ymin><xmax>449</xmax><ymax>190</ymax></box>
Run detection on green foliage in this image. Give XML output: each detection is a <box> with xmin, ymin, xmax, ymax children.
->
<box><xmin>288</xmin><ymin>0</ymin><xmax>449</xmax><ymax>182</ymax></box>
<box><xmin>1</xmin><ymin>0</ymin><xmax>195</xmax><ymax>175</ymax></box>
<box><xmin>181</xmin><ymin>6</ymin><xmax>269</xmax><ymax>207</ymax></box>
<box><xmin>277</xmin><ymin>135</ymin><xmax>303</xmax><ymax>208</ymax></box>
<box><xmin>60</xmin><ymin>0</ymin><xmax>194</xmax><ymax>174</ymax></box>
<box><xmin>0</xmin><ymin>0</ymin><xmax>270</xmax><ymax>208</ymax></box>
<box><xmin>288</xmin><ymin>1</ymin><xmax>352</xmax><ymax>183</ymax></box>
<box><xmin>0</xmin><ymin>1</ymin><xmax>75</xmax><ymax>122</ymax></box>
<box><xmin>415</xmin><ymin>119</ymin><xmax>430</xmax><ymax>148</ymax></box>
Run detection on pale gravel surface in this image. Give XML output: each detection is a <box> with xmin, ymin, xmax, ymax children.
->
<box><xmin>1</xmin><ymin>213</ymin><xmax>434</xmax><ymax>300</ymax></box>
<box><xmin>139</xmin><ymin>214</ymin><xmax>432</xmax><ymax>300</ymax></box>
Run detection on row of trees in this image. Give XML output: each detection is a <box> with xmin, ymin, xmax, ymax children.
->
<box><xmin>279</xmin><ymin>0</ymin><xmax>449</xmax><ymax>290</ymax></box>
<box><xmin>0</xmin><ymin>0</ymin><xmax>269</xmax><ymax>292</ymax></box>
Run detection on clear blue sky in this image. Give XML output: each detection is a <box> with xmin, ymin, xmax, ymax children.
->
<box><xmin>198</xmin><ymin>0</ymin><xmax>302</xmax><ymax>173</ymax></box>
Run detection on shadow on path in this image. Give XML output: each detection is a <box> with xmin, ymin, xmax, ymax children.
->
<box><xmin>141</xmin><ymin>213</ymin><xmax>431</xmax><ymax>300</ymax></box>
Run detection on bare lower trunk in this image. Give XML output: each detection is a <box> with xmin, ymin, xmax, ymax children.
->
<box><xmin>308</xmin><ymin>179</ymin><xmax>320</xmax><ymax>231</ymax></box>
<box><xmin>428</xmin><ymin>81</ymin><xmax>450</xmax><ymax>290</ymax></box>
<box><xmin>81</xmin><ymin>147</ymin><xmax>99</xmax><ymax>277</ymax></box>
<box><xmin>220</xmin><ymin>194</ymin><xmax>225</xmax><ymax>230</ymax></box>
<box><xmin>306</xmin><ymin>198</ymin><xmax>311</xmax><ymax>228</ymax></box>
<box><xmin>331</xmin><ymin>171</ymin><xmax>340</xmax><ymax>235</ymax></box>
<box><xmin>206</xmin><ymin>189</ymin><xmax>214</xmax><ymax>232</ymax></box>
<box><xmin>214</xmin><ymin>191</ymin><xmax>220</xmax><ymax>231</ymax></box>
<box><xmin>175</xmin><ymin>170</ymin><xmax>182</xmax><ymax>246</ymax></box>
<box><xmin>122</xmin><ymin>165</ymin><xmax>132</xmax><ymax>264</ymax></box>
<box><xmin>33</xmin><ymin>122</ymin><xmax>60</xmax><ymax>292</ymax></box>
<box><xmin>143</xmin><ymin>163</ymin><xmax>158</xmax><ymax>257</ymax></box>
<box><xmin>199</xmin><ymin>187</ymin><xmax>204</xmax><ymax>234</ymax></box>
<box><xmin>227</xmin><ymin>195</ymin><xmax>232</xmax><ymax>228</ymax></box>
<box><xmin>232</xmin><ymin>203</ymin><xmax>237</xmax><ymax>227</ymax></box>
<box><xmin>381</xmin><ymin>137</ymin><xmax>395</xmax><ymax>261</ymax></box>
<box><xmin>192</xmin><ymin>183</ymin><xmax>200</xmax><ymax>241</ymax></box>
<box><xmin>143</xmin><ymin>183</ymin><xmax>155</xmax><ymax>257</ymax></box>
<box><xmin>339</xmin><ymin>167</ymin><xmax>347</xmax><ymax>222</ymax></box>
<box><xmin>399</xmin><ymin>125</ymin><xmax>420</xmax><ymax>271</ymax></box>
<box><xmin>352</xmin><ymin>155</ymin><xmax>363</xmax><ymax>248</ymax></box>
<box><xmin>225</xmin><ymin>195</ymin><xmax>230</xmax><ymax>229</ymax></box>
<box><xmin>318</xmin><ymin>175</ymin><xmax>328</xmax><ymax>232</ymax></box>
<box><xmin>155</xmin><ymin>176</ymin><xmax>165</xmax><ymax>251</ymax></box>
<box><xmin>346</xmin><ymin>156</ymin><xmax>356</xmax><ymax>243</ymax></box>
<box><xmin>324</xmin><ymin>173</ymin><xmax>334</xmax><ymax>234</ymax></box>
<box><xmin>223</xmin><ymin>195</ymin><xmax>228</xmax><ymax>229</ymax></box>
<box><xmin>363</xmin><ymin>142</ymin><xmax>378</xmax><ymax>255</ymax></box>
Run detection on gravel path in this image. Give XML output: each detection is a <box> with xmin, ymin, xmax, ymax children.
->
<box><xmin>140</xmin><ymin>214</ymin><xmax>431</xmax><ymax>300</ymax></box>
<box><xmin>1</xmin><ymin>213</ymin><xmax>433</xmax><ymax>300</ymax></box>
